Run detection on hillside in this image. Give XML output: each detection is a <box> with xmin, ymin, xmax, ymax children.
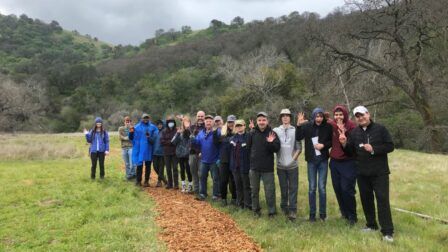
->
<box><xmin>0</xmin><ymin>1</ymin><xmax>447</xmax><ymax>152</ymax></box>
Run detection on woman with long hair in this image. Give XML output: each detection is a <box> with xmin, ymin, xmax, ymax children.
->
<box><xmin>84</xmin><ymin>117</ymin><xmax>109</xmax><ymax>180</ymax></box>
<box><xmin>172</xmin><ymin>116</ymin><xmax>193</xmax><ymax>192</ymax></box>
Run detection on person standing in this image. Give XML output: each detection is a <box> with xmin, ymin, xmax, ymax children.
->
<box><xmin>118</xmin><ymin>116</ymin><xmax>136</xmax><ymax>180</ymax></box>
<box><xmin>161</xmin><ymin>117</ymin><xmax>178</xmax><ymax>189</ymax></box>
<box><xmin>172</xmin><ymin>116</ymin><xmax>193</xmax><ymax>192</ymax></box>
<box><xmin>273</xmin><ymin>109</ymin><xmax>302</xmax><ymax>220</ymax></box>
<box><xmin>215</xmin><ymin>115</ymin><xmax>237</xmax><ymax>206</ymax></box>
<box><xmin>329</xmin><ymin>105</ymin><xmax>357</xmax><ymax>225</ymax></box>
<box><xmin>339</xmin><ymin>106</ymin><xmax>395</xmax><ymax>242</ymax></box>
<box><xmin>84</xmin><ymin>117</ymin><xmax>109</xmax><ymax>180</ymax></box>
<box><xmin>248</xmin><ymin>112</ymin><xmax>281</xmax><ymax>217</ymax></box>
<box><xmin>229</xmin><ymin>119</ymin><xmax>252</xmax><ymax>210</ymax></box>
<box><xmin>130</xmin><ymin>114</ymin><xmax>158</xmax><ymax>187</ymax></box>
<box><xmin>153</xmin><ymin>120</ymin><xmax>168</xmax><ymax>187</ymax></box>
<box><xmin>192</xmin><ymin>114</ymin><xmax>221</xmax><ymax>200</ymax></box>
<box><xmin>296</xmin><ymin>108</ymin><xmax>333</xmax><ymax>221</ymax></box>
<box><xmin>188</xmin><ymin>111</ymin><xmax>205</xmax><ymax>194</ymax></box>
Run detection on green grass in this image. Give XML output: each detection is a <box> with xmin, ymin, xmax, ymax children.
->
<box><xmin>1</xmin><ymin>133</ymin><xmax>447</xmax><ymax>251</ymax></box>
<box><xmin>212</xmin><ymin>150</ymin><xmax>448</xmax><ymax>251</ymax></box>
<box><xmin>0</xmin><ymin>134</ymin><xmax>164</xmax><ymax>251</ymax></box>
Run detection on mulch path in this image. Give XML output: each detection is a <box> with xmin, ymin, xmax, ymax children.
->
<box><xmin>143</xmin><ymin>174</ymin><xmax>262</xmax><ymax>252</ymax></box>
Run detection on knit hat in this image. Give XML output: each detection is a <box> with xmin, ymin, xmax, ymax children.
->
<box><xmin>95</xmin><ymin>117</ymin><xmax>103</xmax><ymax>124</ymax></box>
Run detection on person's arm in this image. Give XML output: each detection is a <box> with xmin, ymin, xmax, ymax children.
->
<box><xmin>322</xmin><ymin>125</ymin><xmax>333</xmax><ymax>150</ymax></box>
<box><xmin>266</xmin><ymin>131</ymin><xmax>281</xmax><ymax>153</ymax></box>
<box><xmin>213</xmin><ymin>128</ymin><xmax>222</xmax><ymax>145</ymax></box>
<box><xmin>341</xmin><ymin>131</ymin><xmax>355</xmax><ymax>157</ymax></box>
<box><xmin>119</xmin><ymin>127</ymin><xmax>129</xmax><ymax>141</ymax></box>
<box><xmin>293</xmin><ymin>140</ymin><xmax>302</xmax><ymax>160</ymax></box>
<box><xmin>149</xmin><ymin>127</ymin><xmax>158</xmax><ymax>144</ymax></box>
<box><xmin>129</xmin><ymin>126</ymin><xmax>135</xmax><ymax>141</ymax></box>
<box><xmin>370</xmin><ymin>126</ymin><xmax>395</xmax><ymax>155</ymax></box>
<box><xmin>85</xmin><ymin>130</ymin><xmax>92</xmax><ymax>143</ymax></box>
<box><xmin>295</xmin><ymin>124</ymin><xmax>306</xmax><ymax>141</ymax></box>
<box><xmin>104</xmin><ymin>131</ymin><xmax>110</xmax><ymax>153</ymax></box>
<box><xmin>172</xmin><ymin>132</ymin><xmax>181</xmax><ymax>145</ymax></box>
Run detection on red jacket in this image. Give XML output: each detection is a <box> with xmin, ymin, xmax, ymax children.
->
<box><xmin>329</xmin><ymin>105</ymin><xmax>356</xmax><ymax>160</ymax></box>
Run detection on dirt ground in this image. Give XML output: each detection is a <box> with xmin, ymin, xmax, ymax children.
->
<box><xmin>144</xmin><ymin>176</ymin><xmax>262</xmax><ymax>252</ymax></box>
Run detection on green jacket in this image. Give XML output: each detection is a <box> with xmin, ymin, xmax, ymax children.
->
<box><xmin>118</xmin><ymin>126</ymin><xmax>133</xmax><ymax>148</ymax></box>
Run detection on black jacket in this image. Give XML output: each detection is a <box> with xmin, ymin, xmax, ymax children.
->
<box><xmin>296</xmin><ymin>121</ymin><xmax>333</xmax><ymax>162</ymax></box>
<box><xmin>213</xmin><ymin>128</ymin><xmax>233</xmax><ymax>164</ymax></box>
<box><xmin>343</xmin><ymin>122</ymin><xmax>394</xmax><ymax>176</ymax></box>
<box><xmin>247</xmin><ymin>126</ymin><xmax>281</xmax><ymax>172</ymax></box>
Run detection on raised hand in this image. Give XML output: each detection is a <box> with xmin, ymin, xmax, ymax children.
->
<box><xmin>339</xmin><ymin>129</ymin><xmax>347</xmax><ymax>145</ymax></box>
<box><xmin>297</xmin><ymin>112</ymin><xmax>306</xmax><ymax>125</ymax></box>
<box><xmin>266</xmin><ymin>131</ymin><xmax>276</xmax><ymax>142</ymax></box>
<box><xmin>176</xmin><ymin>114</ymin><xmax>184</xmax><ymax>121</ymax></box>
<box><xmin>83</xmin><ymin>128</ymin><xmax>88</xmax><ymax>134</ymax></box>
<box><xmin>249</xmin><ymin>119</ymin><xmax>255</xmax><ymax>130</ymax></box>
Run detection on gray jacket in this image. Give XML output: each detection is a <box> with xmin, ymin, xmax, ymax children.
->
<box><xmin>273</xmin><ymin>125</ymin><xmax>302</xmax><ymax>169</ymax></box>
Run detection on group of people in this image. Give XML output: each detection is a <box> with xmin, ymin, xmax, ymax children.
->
<box><xmin>84</xmin><ymin>105</ymin><xmax>395</xmax><ymax>242</ymax></box>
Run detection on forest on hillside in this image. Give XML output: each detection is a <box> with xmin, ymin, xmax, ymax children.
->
<box><xmin>0</xmin><ymin>0</ymin><xmax>447</xmax><ymax>152</ymax></box>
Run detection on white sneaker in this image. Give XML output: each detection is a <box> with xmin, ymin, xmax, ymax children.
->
<box><xmin>187</xmin><ymin>183</ymin><xmax>193</xmax><ymax>193</ymax></box>
<box><xmin>361</xmin><ymin>227</ymin><xmax>375</xmax><ymax>233</ymax></box>
<box><xmin>383</xmin><ymin>235</ymin><xmax>394</xmax><ymax>242</ymax></box>
<box><xmin>181</xmin><ymin>182</ymin><xmax>186</xmax><ymax>193</ymax></box>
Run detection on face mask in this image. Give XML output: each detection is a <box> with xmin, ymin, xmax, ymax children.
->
<box><xmin>168</xmin><ymin>122</ymin><xmax>175</xmax><ymax>128</ymax></box>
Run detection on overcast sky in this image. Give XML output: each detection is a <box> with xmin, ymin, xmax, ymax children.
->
<box><xmin>0</xmin><ymin>0</ymin><xmax>346</xmax><ymax>45</ymax></box>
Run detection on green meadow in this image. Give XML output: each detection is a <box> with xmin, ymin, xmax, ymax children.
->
<box><xmin>1</xmin><ymin>133</ymin><xmax>447</xmax><ymax>251</ymax></box>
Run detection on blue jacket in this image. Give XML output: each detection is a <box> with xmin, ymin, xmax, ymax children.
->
<box><xmin>86</xmin><ymin>130</ymin><xmax>109</xmax><ymax>153</ymax></box>
<box><xmin>153</xmin><ymin>130</ymin><xmax>164</xmax><ymax>156</ymax></box>
<box><xmin>192</xmin><ymin>128</ymin><xmax>220</xmax><ymax>164</ymax></box>
<box><xmin>229</xmin><ymin>133</ymin><xmax>250</xmax><ymax>174</ymax></box>
<box><xmin>130</xmin><ymin>121</ymin><xmax>158</xmax><ymax>165</ymax></box>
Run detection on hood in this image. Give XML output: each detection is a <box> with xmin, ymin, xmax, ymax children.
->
<box><xmin>311</xmin><ymin>108</ymin><xmax>325</xmax><ymax>124</ymax></box>
<box><xmin>333</xmin><ymin>105</ymin><xmax>350</xmax><ymax>124</ymax></box>
<box><xmin>166</xmin><ymin>119</ymin><xmax>177</xmax><ymax>129</ymax></box>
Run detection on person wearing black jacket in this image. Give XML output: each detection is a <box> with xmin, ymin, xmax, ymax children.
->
<box><xmin>339</xmin><ymin>106</ymin><xmax>395</xmax><ymax>242</ymax></box>
<box><xmin>248</xmin><ymin>112</ymin><xmax>281</xmax><ymax>217</ymax></box>
<box><xmin>296</xmin><ymin>108</ymin><xmax>333</xmax><ymax>221</ymax></box>
<box><xmin>161</xmin><ymin>117</ymin><xmax>178</xmax><ymax>189</ymax></box>
<box><xmin>214</xmin><ymin>115</ymin><xmax>237</xmax><ymax>206</ymax></box>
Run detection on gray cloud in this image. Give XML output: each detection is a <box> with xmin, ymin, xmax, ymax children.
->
<box><xmin>0</xmin><ymin>0</ymin><xmax>346</xmax><ymax>45</ymax></box>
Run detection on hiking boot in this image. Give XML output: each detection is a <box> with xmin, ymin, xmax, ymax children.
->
<box><xmin>143</xmin><ymin>181</ymin><xmax>150</xmax><ymax>187</ymax></box>
<box><xmin>156</xmin><ymin>181</ymin><xmax>162</xmax><ymax>187</ymax></box>
<box><xmin>162</xmin><ymin>177</ymin><xmax>168</xmax><ymax>185</ymax></box>
<box><xmin>383</xmin><ymin>235</ymin><xmax>394</xmax><ymax>243</ymax></box>
<box><xmin>195</xmin><ymin>194</ymin><xmax>206</xmax><ymax>201</ymax></box>
<box><xmin>309</xmin><ymin>214</ymin><xmax>316</xmax><ymax>222</ymax></box>
<box><xmin>173</xmin><ymin>185</ymin><xmax>179</xmax><ymax>190</ymax></box>
<box><xmin>253</xmin><ymin>210</ymin><xmax>261</xmax><ymax>218</ymax></box>
<box><xmin>135</xmin><ymin>182</ymin><xmax>142</xmax><ymax>187</ymax></box>
<box><xmin>288</xmin><ymin>212</ymin><xmax>297</xmax><ymax>221</ymax></box>
<box><xmin>165</xmin><ymin>184</ymin><xmax>172</xmax><ymax>189</ymax></box>
<box><xmin>319</xmin><ymin>214</ymin><xmax>327</xmax><ymax>221</ymax></box>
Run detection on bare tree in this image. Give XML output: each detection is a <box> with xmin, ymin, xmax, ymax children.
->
<box><xmin>311</xmin><ymin>0</ymin><xmax>448</xmax><ymax>152</ymax></box>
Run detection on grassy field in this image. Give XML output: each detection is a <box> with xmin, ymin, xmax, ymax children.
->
<box><xmin>0</xmin><ymin>134</ymin><xmax>164</xmax><ymax>251</ymax></box>
<box><xmin>1</xmin><ymin>133</ymin><xmax>447</xmax><ymax>251</ymax></box>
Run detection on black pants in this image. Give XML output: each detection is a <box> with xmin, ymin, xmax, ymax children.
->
<box><xmin>90</xmin><ymin>152</ymin><xmax>105</xmax><ymax>179</ymax></box>
<box><xmin>220</xmin><ymin>163</ymin><xmax>236</xmax><ymax>200</ymax></box>
<box><xmin>136</xmin><ymin>161</ymin><xmax>152</xmax><ymax>184</ymax></box>
<box><xmin>177</xmin><ymin>157</ymin><xmax>192</xmax><ymax>182</ymax></box>
<box><xmin>165</xmin><ymin>155</ymin><xmax>178</xmax><ymax>187</ymax></box>
<box><xmin>233</xmin><ymin>171</ymin><xmax>251</xmax><ymax>209</ymax></box>
<box><xmin>330</xmin><ymin>159</ymin><xmax>357</xmax><ymax>221</ymax></box>
<box><xmin>153</xmin><ymin>155</ymin><xmax>165</xmax><ymax>182</ymax></box>
<box><xmin>357</xmin><ymin>174</ymin><xmax>394</xmax><ymax>236</ymax></box>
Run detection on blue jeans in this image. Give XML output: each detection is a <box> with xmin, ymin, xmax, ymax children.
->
<box><xmin>199</xmin><ymin>162</ymin><xmax>220</xmax><ymax>198</ymax></box>
<box><xmin>122</xmin><ymin>148</ymin><xmax>135</xmax><ymax>178</ymax></box>
<box><xmin>307</xmin><ymin>158</ymin><xmax>328</xmax><ymax>216</ymax></box>
<box><xmin>277</xmin><ymin>167</ymin><xmax>298</xmax><ymax>214</ymax></box>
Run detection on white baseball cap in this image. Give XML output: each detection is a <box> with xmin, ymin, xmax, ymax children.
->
<box><xmin>353</xmin><ymin>106</ymin><xmax>369</xmax><ymax>116</ymax></box>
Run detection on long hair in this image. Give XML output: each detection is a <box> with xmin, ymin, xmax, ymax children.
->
<box><xmin>91</xmin><ymin>123</ymin><xmax>105</xmax><ymax>140</ymax></box>
<box><xmin>182</xmin><ymin>116</ymin><xmax>192</xmax><ymax>137</ymax></box>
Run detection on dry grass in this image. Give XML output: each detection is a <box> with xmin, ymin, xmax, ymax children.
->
<box><xmin>0</xmin><ymin>134</ymin><xmax>85</xmax><ymax>160</ymax></box>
